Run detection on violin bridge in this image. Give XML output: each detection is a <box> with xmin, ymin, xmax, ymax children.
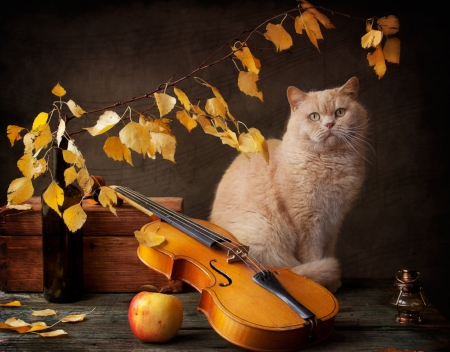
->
<box><xmin>226</xmin><ymin>244</ymin><xmax>250</xmax><ymax>263</ymax></box>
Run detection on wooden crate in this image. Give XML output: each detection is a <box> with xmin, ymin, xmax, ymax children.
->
<box><xmin>0</xmin><ymin>196</ymin><xmax>184</xmax><ymax>293</ymax></box>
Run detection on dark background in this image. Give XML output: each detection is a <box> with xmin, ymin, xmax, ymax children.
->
<box><xmin>1</xmin><ymin>1</ymin><xmax>448</xmax><ymax>319</ymax></box>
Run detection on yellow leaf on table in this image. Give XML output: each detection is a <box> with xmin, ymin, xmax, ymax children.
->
<box><xmin>7</xmin><ymin>125</ymin><xmax>25</xmax><ymax>147</ymax></box>
<box><xmin>361</xmin><ymin>29</ymin><xmax>383</xmax><ymax>49</ymax></box>
<box><xmin>238</xmin><ymin>71</ymin><xmax>264</xmax><ymax>102</ymax></box>
<box><xmin>31</xmin><ymin>309</ymin><xmax>57</xmax><ymax>317</ymax></box>
<box><xmin>174</xmin><ymin>87</ymin><xmax>191</xmax><ymax>110</ymax></box>
<box><xmin>6</xmin><ymin>203</ymin><xmax>32</xmax><ymax>210</ymax></box>
<box><xmin>377</xmin><ymin>15</ymin><xmax>400</xmax><ymax>36</ymax></box>
<box><xmin>300</xmin><ymin>1</ymin><xmax>335</xmax><ymax>29</ymax></box>
<box><xmin>34</xmin><ymin>123</ymin><xmax>52</xmax><ymax>152</ymax></box>
<box><xmin>367</xmin><ymin>45</ymin><xmax>387</xmax><ymax>79</ymax></box>
<box><xmin>27</xmin><ymin>322</ymin><xmax>49</xmax><ymax>333</ymax></box>
<box><xmin>148</xmin><ymin>132</ymin><xmax>176</xmax><ymax>163</ymax></box>
<box><xmin>66</xmin><ymin>99</ymin><xmax>87</xmax><ymax>117</ymax></box>
<box><xmin>7</xmin><ymin>177</ymin><xmax>34</xmax><ymax>205</ymax></box>
<box><xmin>103</xmin><ymin>136</ymin><xmax>133</xmax><ymax>166</ymax></box>
<box><xmin>0</xmin><ymin>301</ymin><xmax>21</xmax><ymax>307</ymax></box>
<box><xmin>205</xmin><ymin>97</ymin><xmax>227</xmax><ymax>118</ymax></box>
<box><xmin>32</xmin><ymin>112</ymin><xmax>49</xmax><ymax>131</ymax></box>
<box><xmin>17</xmin><ymin>153</ymin><xmax>37</xmax><ymax>179</ymax></box>
<box><xmin>0</xmin><ymin>317</ymin><xmax>31</xmax><ymax>333</ymax></box>
<box><xmin>61</xmin><ymin>313</ymin><xmax>86</xmax><ymax>322</ymax></box>
<box><xmin>37</xmin><ymin>329</ymin><xmax>68</xmax><ymax>337</ymax></box>
<box><xmin>63</xmin><ymin>203</ymin><xmax>87</xmax><ymax>232</ymax></box>
<box><xmin>238</xmin><ymin>127</ymin><xmax>269</xmax><ymax>162</ymax></box>
<box><xmin>135</xmin><ymin>228</ymin><xmax>165</xmax><ymax>248</ymax></box>
<box><xmin>119</xmin><ymin>121</ymin><xmax>151</xmax><ymax>156</ymax></box>
<box><xmin>77</xmin><ymin>168</ymin><xmax>94</xmax><ymax>193</ymax></box>
<box><xmin>154</xmin><ymin>92</ymin><xmax>176</xmax><ymax>118</ymax></box>
<box><xmin>232</xmin><ymin>45</ymin><xmax>261</xmax><ymax>74</ymax></box>
<box><xmin>383</xmin><ymin>37</ymin><xmax>400</xmax><ymax>64</ymax></box>
<box><xmin>64</xmin><ymin>166</ymin><xmax>78</xmax><ymax>186</ymax></box>
<box><xmin>84</xmin><ymin>111</ymin><xmax>121</xmax><ymax>136</ymax></box>
<box><xmin>264</xmin><ymin>23</ymin><xmax>293</xmax><ymax>52</ymax></box>
<box><xmin>42</xmin><ymin>182</ymin><xmax>64</xmax><ymax>216</ymax></box>
<box><xmin>52</xmin><ymin>83</ymin><xmax>66</xmax><ymax>97</ymax></box>
<box><xmin>176</xmin><ymin>110</ymin><xmax>197</xmax><ymax>132</ymax></box>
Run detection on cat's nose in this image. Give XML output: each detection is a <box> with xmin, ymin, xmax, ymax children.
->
<box><xmin>326</xmin><ymin>122</ymin><xmax>335</xmax><ymax>129</ymax></box>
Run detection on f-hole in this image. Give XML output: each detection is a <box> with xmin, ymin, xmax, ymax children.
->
<box><xmin>210</xmin><ymin>260</ymin><xmax>232</xmax><ymax>287</ymax></box>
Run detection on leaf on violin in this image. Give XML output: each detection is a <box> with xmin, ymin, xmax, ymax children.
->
<box><xmin>264</xmin><ymin>23</ymin><xmax>293</xmax><ymax>52</ymax></box>
<box><xmin>63</xmin><ymin>203</ymin><xmax>87</xmax><ymax>233</ymax></box>
<box><xmin>34</xmin><ymin>123</ymin><xmax>52</xmax><ymax>152</ymax></box>
<box><xmin>238</xmin><ymin>128</ymin><xmax>269</xmax><ymax>162</ymax></box>
<box><xmin>154</xmin><ymin>92</ymin><xmax>176</xmax><ymax>118</ymax></box>
<box><xmin>17</xmin><ymin>153</ymin><xmax>37</xmax><ymax>179</ymax></box>
<box><xmin>383</xmin><ymin>37</ymin><xmax>400</xmax><ymax>64</ymax></box>
<box><xmin>67</xmin><ymin>99</ymin><xmax>87</xmax><ymax>117</ymax></box>
<box><xmin>174</xmin><ymin>87</ymin><xmax>191</xmax><ymax>110</ymax></box>
<box><xmin>238</xmin><ymin>71</ymin><xmax>264</xmax><ymax>102</ymax></box>
<box><xmin>64</xmin><ymin>166</ymin><xmax>77</xmax><ymax>187</ymax></box>
<box><xmin>148</xmin><ymin>132</ymin><xmax>176</xmax><ymax>163</ymax></box>
<box><xmin>7</xmin><ymin>125</ymin><xmax>25</xmax><ymax>147</ymax></box>
<box><xmin>135</xmin><ymin>229</ymin><xmax>165</xmax><ymax>248</ymax></box>
<box><xmin>300</xmin><ymin>0</ymin><xmax>335</xmax><ymax>29</ymax></box>
<box><xmin>32</xmin><ymin>112</ymin><xmax>49</xmax><ymax>131</ymax></box>
<box><xmin>176</xmin><ymin>110</ymin><xmax>197</xmax><ymax>132</ymax></box>
<box><xmin>119</xmin><ymin>121</ymin><xmax>151</xmax><ymax>157</ymax></box>
<box><xmin>0</xmin><ymin>301</ymin><xmax>22</xmax><ymax>307</ymax></box>
<box><xmin>103</xmin><ymin>136</ymin><xmax>133</xmax><ymax>166</ymax></box>
<box><xmin>84</xmin><ymin>111</ymin><xmax>121</xmax><ymax>136</ymax></box>
<box><xmin>77</xmin><ymin>168</ymin><xmax>94</xmax><ymax>193</ymax></box>
<box><xmin>43</xmin><ymin>182</ymin><xmax>64</xmax><ymax>216</ymax></box>
<box><xmin>377</xmin><ymin>15</ymin><xmax>399</xmax><ymax>36</ymax></box>
<box><xmin>367</xmin><ymin>45</ymin><xmax>387</xmax><ymax>79</ymax></box>
<box><xmin>361</xmin><ymin>29</ymin><xmax>383</xmax><ymax>49</ymax></box>
<box><xmin>31</xmin><ymin>309</ymin><xmax>57</xmax><ymax>317</ymax></box>
<box><xmin>52</xmin><ymin>83</ymin><xmax>66</xmax><ymax>97</ymax></box>
<box><xmin>7</xmin><ymin>177</ymin><xmax>34</xmax><ymax>205</ymax></box>
<box><xmin>56</xmin><ymin>119</ymin><xmax>66</xmax><ymax>147</ymax></box>
<box><xmin>232</xmin><ymin>45</ymin><xmax>261</xmax><ymax>74</ymax></box>
<box><xmin>36</xmin><ymin>329</ymin><xmax>68</xmax><ymax>337</ymax></box>
<box><xmin>205</xmin><ymin>97</ymin><xmax>227</xmax><ymax>118</ymax></box>
<box><xmin>6</xmin><ymin>203</ymin><xmax>32</xmax><ymax>210</ymax></box>
<box><xmin>98</xmin><ymin>186</ymin><xmax>118</xmax><ymax>216</ymax></box>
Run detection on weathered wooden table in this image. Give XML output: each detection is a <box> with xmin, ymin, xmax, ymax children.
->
<box><xmin>1</xmin><ymin>280</ymin><xmax>449</xmax><ymax>351</ymax></box>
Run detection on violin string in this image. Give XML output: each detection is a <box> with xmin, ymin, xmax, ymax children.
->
<box><xmin>116</xmin><ymin>186</ymin><xmax>269</xmax><ymax>275</ymax></box>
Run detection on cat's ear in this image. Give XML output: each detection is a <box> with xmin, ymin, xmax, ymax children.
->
<box><xmin>287</xmin><ymin>86</ymin><xmax>308</xmax><ymax>111</ymax></box>
<box><xmin>339</xmin><ymin>77</ymin><xmax>359</xmax><ymax>100</ymax></box>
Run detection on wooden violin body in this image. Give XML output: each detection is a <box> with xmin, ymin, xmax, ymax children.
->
<box><xmin>113</xmin><ymin>186</ymin><xmax>338</xmax><ymax>351</ymax></box>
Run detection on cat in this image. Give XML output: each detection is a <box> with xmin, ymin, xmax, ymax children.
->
<box><xmin>209</xmin><ymin>77</ymin><xmax>368</xmax><ymax>293</ymax></box>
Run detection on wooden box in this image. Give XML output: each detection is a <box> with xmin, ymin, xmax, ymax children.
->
<box><xmin>0</xmin><ymin>196</ymin><xmax>184</xmax><ymax>293</ymax></box>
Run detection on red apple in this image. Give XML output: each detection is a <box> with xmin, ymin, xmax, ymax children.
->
<box><xmin>128</xmin><ymin>291</ymin><xmax>183</xmax><ymax>343</ymax></box>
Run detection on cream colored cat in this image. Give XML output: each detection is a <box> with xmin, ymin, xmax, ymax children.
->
<box><xmin>210</xmin><ymin>77</ymin><xmax>368</xmax><ymax>292</ymax></box>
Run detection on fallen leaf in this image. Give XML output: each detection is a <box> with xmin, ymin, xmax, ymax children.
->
<box><xmin>52</xmin><ymin>83</ymin><xmax>67</xmax><ymax>97</ymax></box>
<box><xmin>61</xmin><ymin>314</ymin><xmax>86</xmax><ymax>323</ymax></box>
<box><xmin>84</xmin><ymin>111</ymin><xmax>121</xmax><ymax>136</ymax></box>
<box><xmin>264</xmin><ymin>23</ymin><xmax>293</xmax><ymax>52</ymax></box>
<box><xmin>31</xmin><ymin>309</ymin><xmax>57</xmax><ymax>317</ymax></box>
<box><xmin>6</xmin><ymin>204</ymin><xmax>32</xmax><ymax>210</ymax></box>
<box><xmin>37</xmin><ymin>329</ymin><xmax>68</xmax><ymax>337</ymax></box>
<box><xmin>0</xmin><ymin>301</ymin><xmax>21</xmax><ymax>307</ymax></box>
<box><xmin>238</xmin><ymin>71</ymin><xmax>263</xmax><ymax>102</ymax></box>
<box><xmin>27</xmin><ymin>322</ymin><xmax>49</xmax><ymax>333</ymax></box>
<box><xmin>135</xmin><ymin>228</ymin><xmax>165</xmax><ymax>247</ymax></box>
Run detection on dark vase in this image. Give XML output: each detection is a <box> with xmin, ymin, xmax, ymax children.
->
<box><xmin>41</xmin><ymin>138</ymin><xmax>83</xmax><ymax>303</ymax></box>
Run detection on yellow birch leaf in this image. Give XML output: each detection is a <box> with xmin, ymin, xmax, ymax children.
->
<box><xmin>17</xmin><ymin>153</ymin><xmax>37</xmax><ymax>179</ymax></box>
<box><xmin>52</xmin><ymin>83</ymin><xmax>66</xmax><ymax>97</ymax></box>
<box><xmin>63</xmin><ymin>203</ymin><xmax>87</xmax><ymax>232</ymax></box>
<box><xmin>42</xmin><ymin>182</ymin><xmax>64</xmax><ymax>216</ymax></box>
<box><xmin>37</xmin><ymin>329</ymin><xmax>68</xmax><ymax>337</ymax></box>
<box><xmin>264</xmin><ymin>23</ymin><xmax>293</xmax><ymax>52</ymax></box>
<box><xmin>77</xmin><ymin>168</ymin><xmax>94</xmax><ymax>193</ymax></box>
<box><xmin>6</xmin><ymin>203</ymin><xmax>32</xmax><ymax>210</ymax></box>
<box><xmin>1</xmin><ymin>318</ymin><xmax>31</xmax><ymax>333</ymax></box>
<box><xmin>62</xmin><ymin>149</ymin><xmax>82</xmax><ymax>168</ymax></box>
<box><xmin>119</xmin><ymin>121</ymin><xmax>151</xmax><ymax>156</ymax></box>
<box><xmin>64</xmin><ymin>166</ymin><xmax>78</xmax><ymax>186</ymax></box>
<box><xmin>191</xmin><ymin>104</ymin><xmax>207</xmax><ymax>118</ymax></box>
<box><xmin>294</xmin><ymin>15</ymin><xmax>305</xmax><ymax>34</ymax></box>
<box><xmin>7</xmin><ymin>125</ymin><xmax>25</xmax><ymax>147</ymax></box>
<box><xmin>23</xmin><ymin>132</ymin><xmax>36</xmax><ymax>154</ymax></box>
<box><xmin>300</xmin><ymin>1</ymin><xmax>335</xmax><ymax>29</ymax></box>
<box><xmin>0</xmin><ymin>301</ymin><xmax>21</xmax><ymax>307</ymax></box>
<box><xmin>238</xmin><ymin>128</ymin><xmax>269</xmax><ymax>162</ymax></box>
<box><xmin>176</xmin><ymin>110</ymin><xmax>197</xmax><ymax>132</ymax></box>
<box><xmin>66</xmin><ymin>99</ymin><xmax>87</xmax><ymax>117</ymax></box>
<box><xmin>61</xmin><ymin>313</ymin><xmax>86</xmax><ymax>322</ymax></box>
<box><xmin>84</xmin><ymin>111</ymin><xmax>121</xmax><ymax>136</ymax></box>
<box><xmin>154</xmin><ymin>92</ymin><xmax>176</xmax><ymax>118</ymax></box>
<box><xmin>56</xmin><ymin>119</ymin><xmax>66</xmax><ymax>147</ymax></box>
<box><xmin>367</xmin><ymin>45</ymin><xmax>387</xmax><ymax>79</ymax></box>
<box><xmin>103</xmin><ymin>136</ymin><xmax>133</xmax><ymax>166</ymax></box>
<box><xmin>377</xmin><ymin>15</ymin><xmax>400</xmax><ymax>36</ymax></box>
<box><xmin>135</xmin><ymin>228</ymin><xmax>165</xmax><ymax>248</ymax></box>
<box><xmin>27</xmin><ymin>322</ymin><xmax>49</xmax><ymax>333</ymax></box>
<box><xmin>213</xmin><ymin>117</ymin><xmax>227</xmax><ymax>131</ymax></box>
<box><xmin>302</xmin><ymin>11</ymin><xmax>323</xmax><ymax>40</ymax></box>
<box><xmin>232</xmin><ymin>45</ymin><xmax>260</xmax><ymax>74</ymax></box>
<box><xmin>361</xmin><ymin>29</ymin><xmax>383</xmax><ymax>49</ymax></box>
<box><xmin>0</xmin><ymin>322</ymin><xmax>29</xmax><ymax>333</ymax></box>
<box><xmin>173</xmin><ymin>87</ymin><xmax>191</xmax><ymax>110</ymax></box>
<box><xmin>383</xmin><ymin>37</ymin><xmax>400</xmax><ymax>64</ymax></box>
<box><xmin>219</xmin><ymin>128</ymin><xmax>239</xmax><ymax>150</ymax></box>
<box><xmin>31</xmin><ymin>309</ymin><xmax>57</xmax><ymax>317</ymax></box>
<box><xmin>34</xmin><ymin>123</ymin><xmax>52</xmax><ymax>152</ymax></box>
<box><xmin>98</xmin><ymin>186</ymin><xmax>118</xmax><ymax>213</ymax></box>
<box><xmin>238</xmin><ymin>71</ymin><xmax>264</xmax><ymax>102</ymax></box>
<box><xmin>34</xmin><ymin>158</ymin><xmax>47</xmax><ymax>179</ymax></box>
<box><xmin>7</xmin><ymin>177</ymin><xmax>34</xmax><ymax>205</ymax></box>
<box><xmin>205</xmin><ymin>97</ymin><xmax>227</xmax><ymax>118</ymax></box>
<box><xmin>32</xmin><ymin>112</ymin><xmax>49</xmax><ymax>131</ymax></box>
<box><xmin>149</xmin><ymin>132</ymin><xmax>176</xmax><ymax>163</ymax></box>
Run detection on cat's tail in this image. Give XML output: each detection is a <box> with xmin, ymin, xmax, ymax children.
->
<box><xmin>292</xmin><ymin>257</ymin><xmax>341</xmax><ymax>293</ymax></box>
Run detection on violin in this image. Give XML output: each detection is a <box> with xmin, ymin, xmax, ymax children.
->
<box><xmin>112</xmin><ymin>185</ymin><xmax>339</xmax><ymax>351</ymax></box>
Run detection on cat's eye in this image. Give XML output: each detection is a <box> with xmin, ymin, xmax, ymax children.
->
<box><xmin>309</xmin><ymin>112</ymin><xmax>320</xmax><ymax>121</ymax></box>
<box><xmin>335</xmin><ymin>108</ymin><xmax>346</xmax><ymax>117</ymax></box>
